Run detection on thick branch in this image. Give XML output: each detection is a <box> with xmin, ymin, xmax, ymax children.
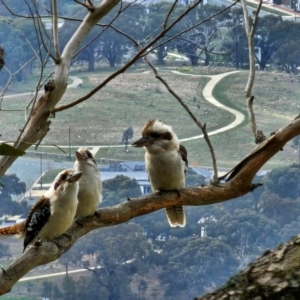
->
<box><xmin>1</xmin><ymin>116</ymin><xmax>300</xmax><ymax>293</ymax></box>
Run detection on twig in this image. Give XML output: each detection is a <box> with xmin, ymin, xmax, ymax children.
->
<box><xmin>74</xmin><ymin>0</ymin><xmax>136</xmax><ymax>58</ymax></box>
<box><xmin>163</xmin><ymin>0</ymin><xmax>178</xmax><ymax>31</ymax></box>
<box><xmin>51</xmin><ymin>0</ymin><xmax>202</xmax><ymax>113</ymax></box>
<box><xmin>142</xmin><ymin>1</ymin><xmax>239</xmax><ymax>58</ymax></box>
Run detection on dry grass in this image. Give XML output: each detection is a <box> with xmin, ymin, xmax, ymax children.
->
<box><xmin>1</xmin><ymin>68</ymin><xmax>299</xmax><ymax>168</ymax></box>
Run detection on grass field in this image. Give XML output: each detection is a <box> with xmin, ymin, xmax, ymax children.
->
<box><xmin>1</xmin><ymin>66</ymin><xmax>299</xmax><ymax>168</ymax></box>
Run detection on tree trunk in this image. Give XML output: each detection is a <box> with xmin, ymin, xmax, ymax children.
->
<box><xmin>197</xmin><ymin>233</ymin><xmax>300</xmax><ymax>300</ymax></box>
<box><xmin>190</xmin><ymin>56</ymin><xmax>198</xmax><ymax>66</ymax></box>
<box><xmin>88</xmin><ymin>53</ymin><xmax>95</xmax><ymax>72</ymax></box>
<box><xmin>157</xmin><ymin>47</ymin><xmax>165</xmax><ymax>65</ymax></box>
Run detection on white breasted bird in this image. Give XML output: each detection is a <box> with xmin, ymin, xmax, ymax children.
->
<box><xmin>132</xmin><ymin>120</ymin><xmax>188</xmax><ymax>227</ymax></box>
<box><xmin>74</xmin><ymin>147</ymin><xmax>102</xmax><ymax>217</ymax></box>
<box><xmin>23</xmin><ymin>169</ymin><xmax>82</xmax><ymax>252</ymax></box>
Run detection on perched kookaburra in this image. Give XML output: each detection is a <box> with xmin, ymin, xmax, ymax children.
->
<box><xmin>22</xmin><ymin>169</ymin><xmax>82</xmax><ymax>252</ymax></box>
<box><xmin>74</xmin><ymin>147</ymin><xmax>102</xmax><ymax>217</ymax></box>
<box><xmin>132</xmin><ymin>120</ymin><xmax>188</xmax><ymax>227</ymax></box>
<box><xmin>0</xmin><ymin>169</ymin><xmax>82</xmax><ymax>252</ymax></box>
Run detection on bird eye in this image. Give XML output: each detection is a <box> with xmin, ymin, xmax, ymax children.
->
<box><xmin>60</xmin><ymin>174</ymin><xmax>67</xmax><ymax>181</ymax></box>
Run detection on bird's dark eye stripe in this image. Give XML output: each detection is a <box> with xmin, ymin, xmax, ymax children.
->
<box><xmin>86</xmin><ymin>151</ymin><xmax>93</xmax><ymax>158</ymax></box>
<box><xmin>161</xmin><ymin>132</ymin><xmax>172</xmax><ymax>140</ymax></box>
<box><xmin>150</xmin><ymin>133</ymin><xmax>162</xmax><ymax>138</ymax></box>
<box><xmin>61</xmin><ymin>174</ymin><xmax>67</xmax><ymax>181</ymax></box>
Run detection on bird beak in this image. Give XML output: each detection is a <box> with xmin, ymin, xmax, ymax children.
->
<box><xmin>75</xmin><ymin>151</ymin><xmax>86</xmax><ymax>161</ymax></box>
<box><xmin>132</xmin><ymin>137</ymin><xmax>154</xmax><ymax>147</ymax></box>
<box><xmin>67</xmin><ymin>171</ymin><xmax>83</xmax><ymax>183</ymax></box>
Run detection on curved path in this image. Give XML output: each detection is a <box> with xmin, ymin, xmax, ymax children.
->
<box><xmin>171</xmin><ymin>70</ymin><xmax>244</xmax><ymax>142</ymax></box>
<box><xmin>3</xmin><ymin>76</ymin><xmax>82</xmax><ymax>99</ymax></box>
<box><xmin>2</xmin><ymin>71</ymin><xmax>244</xmax><ymax>155</ymax></box>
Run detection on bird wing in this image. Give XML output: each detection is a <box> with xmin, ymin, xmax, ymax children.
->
<box><xmin>179</xmin><ymin>144</ymin><xmax>188</xmax><ymax>173</ymax></box>
<box><xmin>23</xmin><ymin>196</ymin><xmax>51</xmax><ymax>252</ymax></box>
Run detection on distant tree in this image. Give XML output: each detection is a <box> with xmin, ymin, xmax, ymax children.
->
<box><xmin>102</xmin><ymin>175</ymin><xmax>142</xmax><ymax>207</ymax></box>
<box><xmin>0</xmin><ymin>174</ymin><xmax>27</xmax><ymax>216</ymax></box>
<box><xmin>177</xmin><ymin>5</ymin><xmax>229</xmax><ymax>66</ymax></box>
<box><xmin>259</xmin><ymin>191</ymin><xmax>300</xmax><ymax>227</ymax></box>
<box><xmin>275</xmin><ymin>39</ymin><xmax>300</xmax><ymax>74</ymax></box>
<box><xmin>159</xmin><ymin>237</ymin><xmax>238</xmax><ymax>299</ymax></box>
<box><xmin>146</xmin><ymin>2</ymin><xmax>184</xmax><ymax>65</ymax></box>
<box><xmin>41</xmin><ymin>281</ymin><xmax>53</xmax><ymax>300</ymax></box>
<box><xmin>58</xmin><ymin>242</ymin><xmax>82</xmax><ymax>277</ymax></box>
<box><xmin>254</xmin><ymin>14</ymin><xmax>282</xmax><ymax>70</ymax></box>
<box><xmin>280</xmin><ymin>216</ymin><xmax>300</xmax><ymax>242</ymax></box>
<box><xmin>263</xmin><ymin>164</ymin><xmax>300</xmax><ymax>199</ymax></box>
<box><xmin>75</xmin><ymin>223</ymin><xmax>155</xmax><ymax>300</ymax></box>
<box><xmin>122</xmin><ymin>126</ymin><xmax>134</xmax><ymax>151</ymax></box>
<box><xmin>206</xmin><ymin>208</ymin><xmax>280</xmax><ymax>268</ymax></box>
<box><xmin>0</xmin><ymin>243</ymin><xmax>11</xmax><ymax>258</ymax></box>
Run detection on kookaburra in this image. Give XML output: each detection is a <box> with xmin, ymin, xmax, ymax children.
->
<box><xmin>22</xmin><ymin>169</ymin><xmax>82</xmax><ymax>252</ymax></box>
<box><xmin>74</xmin><ymin>147</ymin><xmax>102</xmax><ymax>217</ymax></box>
<box><xmin>132</xmin><ymin>120</ymin><xmax>188</xmax><ymax>227</ymax></box>
<box><xmin>0</xmin><ymin>169</ymin><xmax>82</xmax><ymax>250</ymax></box>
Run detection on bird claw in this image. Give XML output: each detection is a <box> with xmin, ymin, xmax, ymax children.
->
<box><xmin>94</xmin><ymin>210</ymin><xmax>101</xmax><ymax>218</ymax></box>
<box><xmin>75</xmin><ymin>217</ymin><xmax>86</xmax><ymax>227</ymax></box>
<box><xmin>156</xmin><ymin>189</ymin><xmax>181</xmax><ymax>197</ymax></box>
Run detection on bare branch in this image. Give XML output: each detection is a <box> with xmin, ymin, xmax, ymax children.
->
<box><xmin>165</xmin><ymin>34</ymin><xmax>234</xmax><ymax>56</ymax></box>
<box><xmin>1</xmin><ymin>19</ymin><xmax>42</xmax><ymax>65</ymax></box>
<box><xmin>163</xmin><ymin>0</ymin><xmax>179</xmax><ymax>31</ymax></box>
<box><xmin>51</xmin><ymin>0</ymin><xmax>202</xmax><ymax>113</ymax></box>
<box><xmin>52</xmin><ymin>0</ymin><xmax>61</xmax><ymax>62</ymax></box>
<box><xmin>241</xmin><ymin>0</ymin><xmax>265</xmax><ymax>144</ymax></box>
<box><xmin>1</xmin><ymin>116</ymin><xmax>300</xmax><ymax>293</ymax></box>
<box><xmin>143</xmin><ymin>1</ymin><xmax>239</xmax><ymax>58</ymax></box>
<box><xmin>74</xmin><ymin>0</ymin><xmax>135</xmax><ymax>58</ymax></box>
<box><xmin>74</xmin><ymin>0</ymin><xmax>95</xmax><ymax>12</ymax></box>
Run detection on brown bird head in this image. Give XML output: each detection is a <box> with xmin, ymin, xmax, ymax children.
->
<box><xmin>132</xmin><ymin>120</ymin><xmax>179</xmax><ymax>152</ymax></box>
<box><xmin>53</xmin><ymin>169</ymin><xmax>83</xmax><ymax>191</ymax></box>
<box><xmin>75</xmin><ymin>147</ymin><xmax>97</xmax><ymax>167</ymax></box>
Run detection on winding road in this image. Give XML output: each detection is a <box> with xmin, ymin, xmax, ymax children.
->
<box><xmin>4</xmin><ymin>70</ymin><xmax>244</xmax><ymax>156</ymax></box>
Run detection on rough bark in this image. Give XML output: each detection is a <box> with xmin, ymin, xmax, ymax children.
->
<box><xmin>1</xmin><ymin>115</ymin><xmax>300</xmax><ymax>294</ymax></box>
<box><xmin>197</xmin><ymin>234</ymin><xmax>300</xmax><ymax>300</ymax></box>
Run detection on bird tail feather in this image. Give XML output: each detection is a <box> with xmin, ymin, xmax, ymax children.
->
<box><xmin>165</xmin><ymin>205</ymin><xmax>186</xmax><ymax>227</ymax></box>
<box><xmin>0</xmin><ymin>221</ymin><xmax>25</xmax><ymax>238</ymax></box>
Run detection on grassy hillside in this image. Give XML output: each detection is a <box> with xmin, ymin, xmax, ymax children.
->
<box><xmin>1</xmin><ymin>66</ymin><xmax>299</xmax><ymax>168</ymax></box>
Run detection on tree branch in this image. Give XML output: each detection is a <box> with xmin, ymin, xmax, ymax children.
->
<box><xmin>1</xmin><ymin>116</ymin><xmax>300</xmax><ymax>294</ymax></box>
<box><xmin>52</xmin><ymin>0</ymin><xmax>61</xmax><ymax>63</ymax></box>
<box><xmin>163</xmin><ymin>0</ymin><xmax>178</xmax><ymax>31</ymax></box>
<box><xmin>241</xmin><ymin>0</ymin><xmax>266</xmax><ymax>144</ymax></box>
<box><xmin>50</xmin><ymin>0</ymin><xmax>202</xmax><ymax>114</ymax></box>
<box><xmin>0</xmin><ymin>0</ymin><xmax>121</xmax><ymax>177</ymax></box>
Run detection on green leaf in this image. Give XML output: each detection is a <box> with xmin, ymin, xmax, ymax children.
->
<box><xmin>0</xmin><ymin>144</ymin><xmax>25</xmax><ymax>156</ymax></box>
